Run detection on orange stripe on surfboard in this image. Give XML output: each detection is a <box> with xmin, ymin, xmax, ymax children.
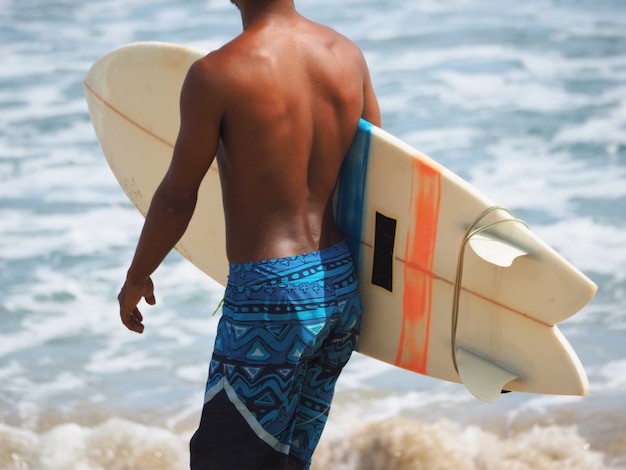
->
<box><xmin>396</xmin><ymin>159</ymin><xmax>442</xmax><ymax>374</ymax></box>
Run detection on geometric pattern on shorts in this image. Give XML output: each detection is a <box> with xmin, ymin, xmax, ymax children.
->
<box><xmin>203</xmin><ymin>241</ymin><xmax>362</xmax><ymax>466</ymax></box>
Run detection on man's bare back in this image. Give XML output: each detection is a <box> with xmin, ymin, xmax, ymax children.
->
<box><xmin>182</xmin><ymin>3</ymin><xmax>380</xmax><ymax>263</ymax></box>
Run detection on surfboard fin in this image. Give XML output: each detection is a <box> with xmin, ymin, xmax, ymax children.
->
<box><xmin>456</xmin><ymin>347</ymin><xmax>519</xmax><ymax>402</ymax></box>
<box><xmin>468</xmin><ymin>232</ymin><xmax>530</xmax><ymax>268</ymax></box>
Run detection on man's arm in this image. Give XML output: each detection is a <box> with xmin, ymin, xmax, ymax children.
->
<box><xmin>118</xmin><ymin>58</ymin><xmax>223</xmax><ymax>333</ymax></box>
<box><xmin>360</xmin><ymin>51</ymin><xmax>381</xmax><ymax>127</ymax></box>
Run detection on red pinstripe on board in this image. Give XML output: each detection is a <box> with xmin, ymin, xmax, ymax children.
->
<box><xmin>84</xmin><ymin>80</ymin><xmax>175</xmax><ymax>149</ymax></box>
<box><xmin>84</xmin><ymin>80</ymin><xmax>221</xmax><ymax>176</ymax></box>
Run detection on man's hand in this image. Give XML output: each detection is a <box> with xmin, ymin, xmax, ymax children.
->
<box><xmin>118</xmin><ymin>276</ymin><xmax>156</xmax><ymax>334</ymax></box>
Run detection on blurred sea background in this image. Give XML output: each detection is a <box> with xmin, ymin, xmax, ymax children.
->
<box><xmin>1</xmin><ymin>0</ymin><xmax>625</xmax><ymax>468</ymax></box>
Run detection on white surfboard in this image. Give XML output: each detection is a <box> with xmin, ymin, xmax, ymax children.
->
<box><xmin>85</xmin><ymin>42</ymin><xmax>597</xmax><ymax>402</ymax></box>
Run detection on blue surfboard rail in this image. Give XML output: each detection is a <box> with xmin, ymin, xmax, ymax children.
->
<box><xmin>334</xmin><ymin>119</ymin><xmax>373</xmax><ymax>266</ymax></box>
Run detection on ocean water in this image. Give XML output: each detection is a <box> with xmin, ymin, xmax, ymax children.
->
<box><xmin>1</xmin><ymin>0</ymin><xmax>626</xmax><ymax>468</ymax></box>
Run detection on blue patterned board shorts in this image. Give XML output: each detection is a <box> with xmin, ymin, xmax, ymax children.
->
<box><xmin>189</xmin><ymin>241</ymin><xmax>362</xmax><ymax>470</ymax></box>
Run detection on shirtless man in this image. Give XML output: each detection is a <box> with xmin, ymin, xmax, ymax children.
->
<box><xmin>117</xmin><ymin>0</ymin><xmax>380</xmax><ymax>468</ymax></box>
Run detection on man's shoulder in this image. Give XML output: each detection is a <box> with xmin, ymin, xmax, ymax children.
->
<box><xmin>304</xmin><ymin>18</ymin><xmax>361</xmax><ymax>51</ymax></box>
<box><xmin>303</xmin><ymin>19</ymin><xmax>367</xmax><ymax>71</ymax></box>
<box><xmin>188</xmin><ymin>18</ymin><xmax>366</xmax><ymax>88</ymax></box>
<box><xmin>191</xmin><ymin>34</ymin><xmax>260</xmax><ymax>82</ymax></box>
<box><xmin>186</xmin><ymin>45</ymin><xmax>239</xmax><ymax>89</ymax></box>
<box><xmin>195</xmin><ymin>44</ymin><xmax>236</xmax><ymax>71</ymax></box>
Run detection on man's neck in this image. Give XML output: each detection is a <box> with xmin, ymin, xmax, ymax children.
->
<box><xmin>235</xmin><ymin>0</ymin><xmax>297</xmax><ymax>30</ymax></box>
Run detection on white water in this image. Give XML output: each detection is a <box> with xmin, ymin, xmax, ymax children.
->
<box><xmin>1</xmin><ymin>0</ymin><xmax>625</xmax><ymax>468</ymax></box>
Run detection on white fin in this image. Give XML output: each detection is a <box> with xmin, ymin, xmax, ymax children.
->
<box><xmin>468</xmin><ymin>232</ymin><xmax>529</xmax><ymax>268</ymax></box>
<box><xmin>456</xmin><ymin>347</ymin><xmax>519</xmax><ymax>402</ymax></box>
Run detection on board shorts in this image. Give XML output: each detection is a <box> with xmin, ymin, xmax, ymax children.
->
<box><xmin>190</xmin><ymin>240</ymin><xmax>362</xmax><ymax>470</ymax></box>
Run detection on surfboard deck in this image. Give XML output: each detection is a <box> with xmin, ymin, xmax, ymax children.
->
<box><xmin>85</xmin><ymin>42</ymin><xmax>597</xmax><ymax>402</ymax></box>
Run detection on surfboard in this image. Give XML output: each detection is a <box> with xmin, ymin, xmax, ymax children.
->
<box><xmin>84</xmin><ymin>42</ymin><xmax>597</xmax><ymax>402</ymax></box>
